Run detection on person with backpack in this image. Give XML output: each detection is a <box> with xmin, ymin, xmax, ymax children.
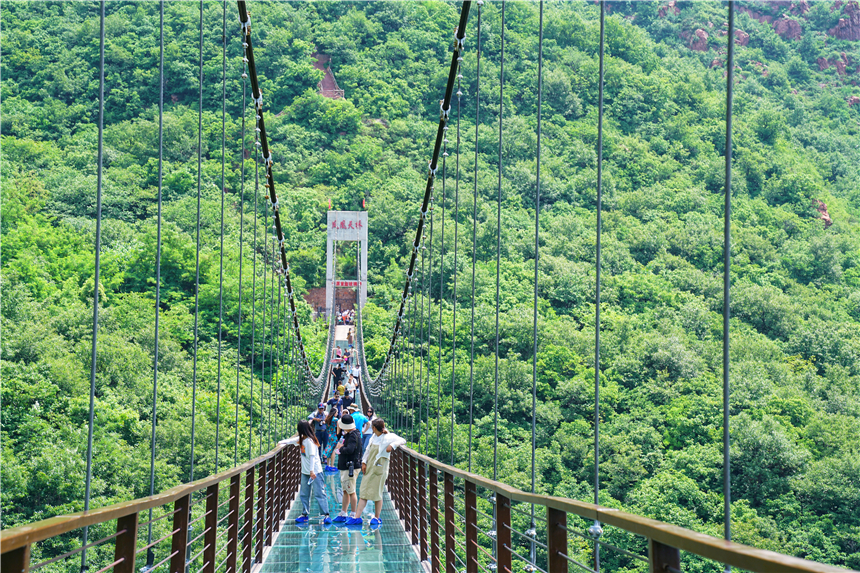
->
<box><xmin>322</xmin><ymin>408</ymin><xmax>340</xmax><ymax>472</ymax></box>
<box><xmin>331</xmin><ymin>414</ymin><xmax>362</xmax><ymax>523</ymax></box>
<box><xmin>346</xmin><ymin>418</ymin><xmax>405</xmax><ymax>526</ymax></box>
<box><xmin>294</xmin><ymin>421</ymin><xmax>332</xmax><ymax>525</ymax></box>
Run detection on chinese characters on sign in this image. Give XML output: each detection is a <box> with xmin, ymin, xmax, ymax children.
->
<box><xmin>334</xmin><ymin>281</ymin><xmax>361</xmax><ymax>288</ymax></box>
<box><xmin>331</xmin><ymin>218</ymin><xmax>363</xmax><ymax>230</ymax></box>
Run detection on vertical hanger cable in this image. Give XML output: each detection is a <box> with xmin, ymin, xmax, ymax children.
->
<box><xmin>80</xmin><ymin>2</ymin><xmax>106</xmax><ymax>569</ymax></box>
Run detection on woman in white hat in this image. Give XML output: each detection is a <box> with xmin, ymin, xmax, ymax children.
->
<box><xmin>346</xmin><ymin>418</ymin><xmax>405</xmax><ymax>526</ymax></box>
<box><xmin>332</xmin><ymin>414</ymin><xmax>363</xmax><ymax>522</ymax></box>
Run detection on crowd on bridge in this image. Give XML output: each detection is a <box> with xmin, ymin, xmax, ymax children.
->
<box><xmin>288</xmin><ymin>349</ymin><xmax>403</xmax><ymax>530</ymax></box>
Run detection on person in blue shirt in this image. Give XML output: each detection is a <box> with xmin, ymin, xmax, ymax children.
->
<box><xmin>308</xmin><ymin>403</ymin><xmax>328</xmax><ymax>451</ymax></box>
<box><xmin>327</xmin><ymin>393</ymin><xmax>343</xmax><ymax>416</ymax></box>
<box><xmin>346</xmin><ymin>405</ymin><xmax>369</xmax><ymax>455</ymax></box>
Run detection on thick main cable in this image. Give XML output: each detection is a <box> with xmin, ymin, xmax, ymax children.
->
<box><xmin>339</xmin><ymin>2</ymin><xmax>473</xmax><ymax>390</ymax></box>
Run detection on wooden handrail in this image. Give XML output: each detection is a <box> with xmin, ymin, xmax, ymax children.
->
<box><xmin>399</xmin><ymin>446</ymin><xmax>854</xmax><ymax>573</ymax></box>
<box><xmin>0</xmin><ymin>440</ymin><xmax>296</xmax><ymax>554</ymax></box>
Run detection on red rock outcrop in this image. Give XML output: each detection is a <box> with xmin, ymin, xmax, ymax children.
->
<box><xmin>773</xmin><ymin>17</ymin><xmax>802</xmax><ymax>40</ymax></box>
<box><xmin>710</xmin><ymin>58</ymin><xmax>723</xmax><ymax>69</ymax></box>
<box><xmin>817</xmin><ymin>53</ymin><xmax>854</xmax><ymax>75</ymax></box>
<box><xmin>689</xmin><ymin>29</ymin><xmax>709</xmax><ymax>51</ymax></box>
<box><xmin>792</xmin><ymin>0</ymin><xmax>810</xmax><ymax>15</ymax></box>
<box><xmin>832</xmin><ymin>0</ymin><xmax>844</xmax><ymax>12</ymax></box>
<box><xmin>739</xmin><ymin>6</ymin><xmax>773</xmax><ymax>24</ymax></box>
<box><xmin>848</xmin><ymin>95</ymin><xmax>860</xmax><ymax>106</ymax></box>
<box><xmin>658</xmin><ymin>0</ymin><xmax>680</xmax><ymax>18</ymax></box>
<box><xmin>814</xmin><ymin>200</ymin><xmax>832</xmax><ymax>229</ymax></box>
<box><xmin>735</xmin><ymin>29</ymin><xmax>751</xmax><ymax>46</ymax></box>
<box><xmin>829</xmin><ymin>0</ymin><xmax>860</xmax><ymax>40</ymax></box>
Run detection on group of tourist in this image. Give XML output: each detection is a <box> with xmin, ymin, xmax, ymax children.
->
<box><xmin>337</xmin><ymin>309</ymin><xmax>355</xmax><ymax>325</ymax></box>
<box><xmin>295</xmin><ymin>401</ymin><xmax>404</xmax><ymax>529</ymax></box>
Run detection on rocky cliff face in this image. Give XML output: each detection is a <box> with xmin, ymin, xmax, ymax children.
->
<box><xmin>829</xmin><ymin>0</ymin><xmax>860</xmax><ymax>40</ymax></box>
<box><xmin>773</xmin><ymin>16</ymin><xmax>803</xmax><ymax>40</ymax></box>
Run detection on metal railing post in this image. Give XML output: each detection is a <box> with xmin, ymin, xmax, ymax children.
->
<box><xmin>255</xmin><ymin>461</ymin><xmax>265</xmax><ymax>563</ymax></box>
<box><xmin>242</xmin><ymin>467</ymin><xmax>255</xmax><ymax>573</ymax></box>
<box><xmin>226</xmin><ymin>475</ymin><xmax>240</xmax><ymax>573</ymax></box>
<box><xmin>202</xmin><ymin>484</ymin><xmax>219</xmax><ymax>573</ymax></box>
<box><xmin>649</xmin><ymin>539</ymin><xmax>681</xmax><ymax>573</ymax></box>
<box><xmin>0</xmin><ymin>545</ymin><xmax>30</xmax><ymax>573</ymax></box>
<box><xmin>547</xmin><ymin>507</ymin><xmax>568</xmax><ymax>573</ymax></box>
<box><xmin>113</xmin><ymin>512</ymin><xmax>138</xmax><ymax>573</ymax></box>
<box><xmin>419</xmin><ymin>460</ymin><xmax>428</xmax><ymax>562</ymax></box>
<box><xmin>465</xmin><ymin>480</ymin><xmax>478</xmax><ymax>573</ymax></box>
<box><xmin>265</xmin><ymin>457</ymin><xmax>274</xmax><ymax>545</ymax></box>
<box><xmin>444</xmin><ymin>471</ymin><xmax>456</xmax><ymax>573</ymax></box>
<box><xmin>169</xmin><ymin>494</ymin><xmax>191</xmax><ymax>573</ymax></box>
<box><xmin>430</xmin><ymin>466</ymin><xmax>440</xmax><ymax>573</ymax></box>
<box><xmin>496</xmin><ymin>495</ymin><xmax>512</xmax><ymax>573</ymax></box>
<box><xmin>273</xmin><ymin>450</ymin><xmax>282</xmax><ymax>532</ymax></box>
<box><xmin>410</xmin><ymin>454</ymin><xmax>419</xmax><ymax>542</ymax></box>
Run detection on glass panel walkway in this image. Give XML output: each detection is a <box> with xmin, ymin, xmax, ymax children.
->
<box><xmin>260</xmin><ymin>470</ymin><xmax>425</xmax><ymax>573</ymax></box>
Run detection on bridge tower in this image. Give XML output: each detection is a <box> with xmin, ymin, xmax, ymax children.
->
<box><xmin>326</xmin><ymin>210</ymin><xmax>368</xmax><ymax>315</ymax></box>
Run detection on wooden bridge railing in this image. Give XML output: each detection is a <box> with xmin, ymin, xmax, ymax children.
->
<box><xmin>390</xmin><ymin>446</ymin><xmax>855</xmax><ymax>573</ymax></box>
<box><xmin>1</xmin><ymin>441</ymin><xmax>300</xmax><ymax>573</ymax></box>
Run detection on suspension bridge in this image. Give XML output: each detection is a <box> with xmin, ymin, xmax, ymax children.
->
<box><xmin>1</xmin><ymin>1</ymin><xmax>856</xmax><ymax>573</ymax></box>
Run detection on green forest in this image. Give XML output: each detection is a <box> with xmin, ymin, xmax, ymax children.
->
<box><xmin>2</xmin><ymin>1</ymin><xmax>859</xmax><ymax>571</ymax></box>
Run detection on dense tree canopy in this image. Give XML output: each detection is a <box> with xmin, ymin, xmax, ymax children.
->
<box><xmin>2</xmin><ymin>1</ymin><xmax>859</xmax><ymax>571</ymax></box>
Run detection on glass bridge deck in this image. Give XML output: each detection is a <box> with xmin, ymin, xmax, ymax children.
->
<box><xmin>261</xmin><ymin>470</ymin><xmax>425</xmax><ymax>573</ymax></box>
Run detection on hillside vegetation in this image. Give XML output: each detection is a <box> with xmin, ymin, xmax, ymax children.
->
<box><xmin>2</xmin><ymin>1</ymin><xmax>859</xmax><ymax>571</ymax></box>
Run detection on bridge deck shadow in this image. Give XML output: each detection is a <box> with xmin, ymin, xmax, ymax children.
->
<box><xmin>262</xmin><ymin>470</ymin><xmax>425</xmax><ymax>573</ymax></box>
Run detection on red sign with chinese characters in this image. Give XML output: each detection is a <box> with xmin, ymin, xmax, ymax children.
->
<box><xmin>334</xmin><ymin>281</ymin><xmax>361</xmax><ymax>287</ymax></box>
<box><xmin>331</xmin><ymin>218</ymin><xmax>363</xmax><ymax>230</ymax></box>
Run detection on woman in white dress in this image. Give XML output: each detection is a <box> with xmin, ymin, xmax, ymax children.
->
<box><xmin>346</xmin><ymin>419</ymin><xmax>405</xmax><ymax>527</ymax></box>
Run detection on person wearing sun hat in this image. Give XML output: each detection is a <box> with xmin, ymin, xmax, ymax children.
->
<box><xmin>346</xmin><ymin>404</ymin><xmax>369</xmax><ymax>455</ymax></box>
<box><xmin>331</xmin><ymin>414</ymin><xmax>362</xmax><ymax>522</ymax></box>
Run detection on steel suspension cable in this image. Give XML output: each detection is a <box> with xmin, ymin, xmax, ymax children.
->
<box><xmin>530</xmin><ymin>0</ymin><xmax>545</xmax><ymax>563</ymax></box>
<box><xmin>493</xmin><ymin>0</ymin><xmax>505</xmax><ymax>487</ymax></box>
<box><xmin>724</xmin><ymin>0</ymin><xmax>736</xmax><ymax>561</ymax></box>
<box><xmin>492</xmin><ymin>3</ymin><xmax>506</xmax><ymax>566</ymax></box>
<box><xmin>233</xmin><ymin>65</ymin><xmax>248</xmax><ymax>467</ymax></box>
<box><xmin>451</xmin><ymin>54</ymin><xmax>463</xmax><ymax>467</ymax></box>
<box><xmin>268</xmin><ymin>246</ymin><xmax>276</xmax><ymax>450</ymax></box>
<box><xmin>146</xmin><ymin>1</ymin><xmax>165</xmax><ymax>564</ymax></box>
<box><xmin>593</xmin><ymin>3</ymin><xmax>606</xmax><ymax>570</ymax></box>
<box><xmin>190</xmin><ymin>0</ymin><xmax>203</xmax><ymax>481</ymax></box>
<box><xmin>437</xmin><ymin>144</ymin><xmax>448</xmax><ymax>461</ymax></box>
<box><xmin>468</xmin><ymin>0</ymin><xmax>483</xmax><ymax>473</ymax></box>
<box><xmin>248</xmin><ymin>114</ymin><xmax>259</xmax><ymax>461</ymax></box>
<box><xmin>409</xmin><ymin>286</ymin><xmax>418</xmax><ymax>443</ymax></box>
<box><xmin>420</xmin><ymin>205</ymin><xmax>430</xmax><ymax>455</ymax></box>
<box><xmin>80</xmin><ymin>2</ymin><xmax>105</xmax><ymax>570</ymax></box>
<box><xmin>275</xmin><ymin>278</ymin><xmax>282</xmax><ymax>445</ymax></box>
<box><xmin>259</xmin><ymin>193</ymin><xmax>268</xmax><ymax>456</ymax></box>
<box><xmin>215</xmin><ymin>0</ymin><xmax>227</xmax><ymax>473</ymax></box>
